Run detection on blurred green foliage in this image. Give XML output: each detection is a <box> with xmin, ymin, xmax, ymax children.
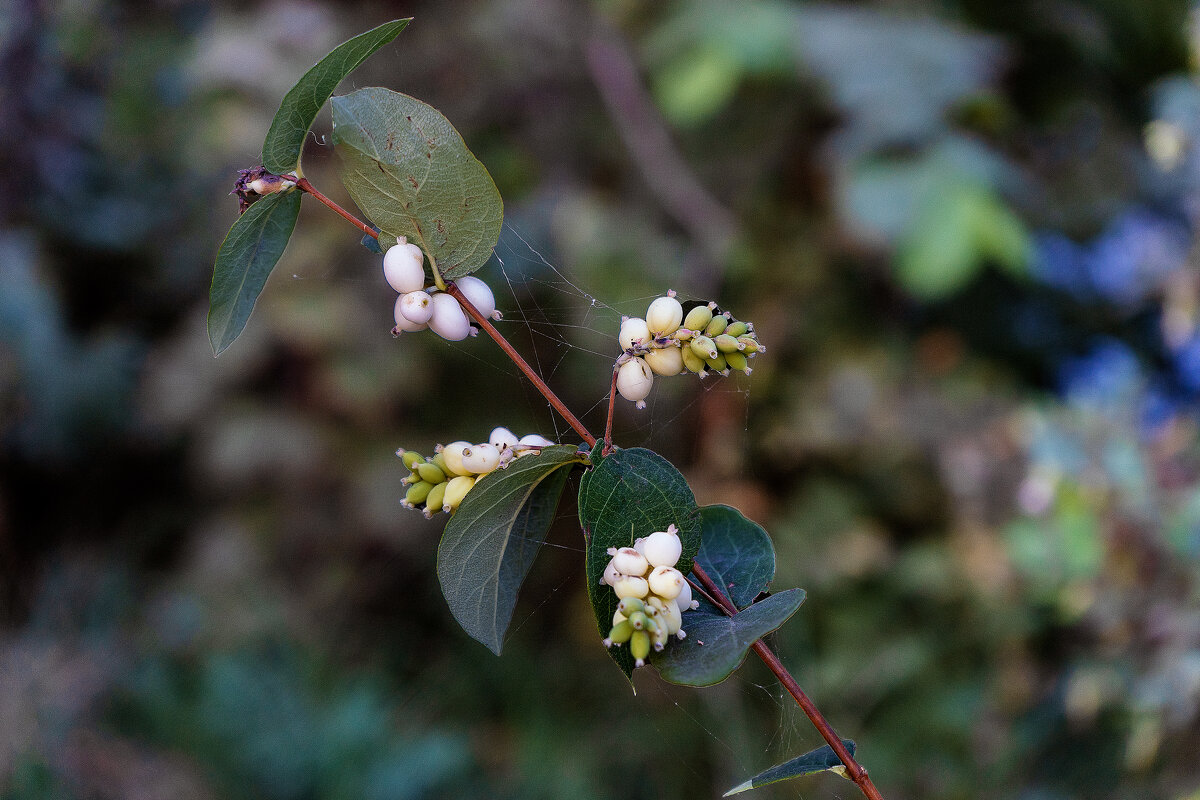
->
<box><xmin>3</xmin><ymin>1</ymin><xmax>1200</xmax><ymax>799</ymax></box>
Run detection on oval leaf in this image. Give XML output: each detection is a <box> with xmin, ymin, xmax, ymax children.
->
<box><xmin>577</xmin><ymin>447</ymin><xmax>701</xmax><ymax>679</ymax></box>
<box><xmin>208</xmin><ymin>190</ymin><xmax>302</xmax><ymax>355</ymax></box>
<box><xmin>331</xmin><ymin>87</ymin><xmax>504</xmax><ymax>280</ymax></box>
<box><xmin>261</xmin><ymin>18</ymin><xmax>410</xmax><ymax>174</ymax></box>
<box><xmin>437</xmin><ymin>445</ymin><xmax>585</xmax><ymax>655</ymax></box>
<box><xmin>695</xmin><ymin>505</ymin><xmax>776</xmax><ymax>610</ymax></box>
<box><xmin>652</xmin><ymin>588</ymin><xmax>806</xmax><ymax>687</ymax></box>
<box><xmin>724</xmin><ymin>740</ymin><xmax>856</xmax><ymax>796</ymax></box>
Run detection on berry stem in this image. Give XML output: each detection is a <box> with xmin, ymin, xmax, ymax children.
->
<box><xmin>602</xmin><ymin>362</ymin><xmax>619</xmax><ymax>456</ymax></box>
<box><xmin>689</xmin><ymin>562</ymin><xmax>885</xmax><ymax>800</ymax></box>
<box><xmin>445</xmin><ymin>282</ymin><xmax>597</xmax><ymax>448</ymax></box>
<box><xmin>294</xmin><ymin>177</ymin><xmax>379</xmax><ymax>239</ymax></box>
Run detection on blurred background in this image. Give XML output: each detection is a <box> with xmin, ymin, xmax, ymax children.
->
<box><xmin>3</xmin><ymin>0</ymin><xmax>1200</xmax><ymax>798</ymax></box>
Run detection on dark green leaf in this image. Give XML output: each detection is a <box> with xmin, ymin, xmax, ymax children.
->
<box><xmin>695</xmin><ymin>505</ymin><xmax>775</xmax><ymax>610</ymax></box>
<box><xmin>437</xmin><ymin>445</ymin><xmax>585</xmax><ymax>655</ymax></box>
<box><xmin>724</xmin><ymin>740</ymin><xmax>856</xmax><ymax>795</ymax></box>
<box><xmin>261</xmin><ymin>19</ymin><xmax>410</xmax><ymax>174</ymax></box>
<box><xmin>331</xmin><ymin>87</ymin><xmax>504</xmax><ymax>280</ymax></box>
<box><xmin>208</xmin><ymin>190</ymin><xmax>302</xmax><ymax>356</ymax></box>
<box><xmin>652</xmin><ymin>588</ymin><xmax>805</xmax><ymax>686</ymax></box>
<box><xmin>577</xmin><ymin>447</ymin><xmax>701</xmax><ymax>679</ymax></box>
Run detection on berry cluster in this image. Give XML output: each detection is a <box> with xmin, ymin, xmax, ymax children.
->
<box><xmin>600</xmin><ymin>524</ymin><xmax>699</xmax><ymax>667</ymax></box>
<box><xmin>398</xmin><ymin>427</ymin><xmax>556</xmax><ymax>517</ymax></box>
<box><xmin>384</xmin><ymin>237</ymin><xmax>501</xmax><ymax>341</ymax></box>
<box><xmin>616</xmin><ymin>291</ymin><xmax>764</xmax><ymax>407</ymax></box>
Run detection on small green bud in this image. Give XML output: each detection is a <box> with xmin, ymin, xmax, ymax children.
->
<box><xmin>683</xmin><ymin>304</ymin><xmax>713</xmax><ymax>332</ymax></box>
<box><xmin>630</xmin><ymin>630</ymin><xmax>651</xmax><ymax>665</ymax></box>
<box><xmin>430</xmin><ymin>452</ymin><xmax>453</xmax><ymax>476</ymax></box>
<box><xmin>725</xmin><ymin>320</ymin><xmax>749</xmax><ymax>337</ymax></box>
<box><xmin>617</xmin><ymin>596</ymin><xmax>646</xmax><ymax>617</ymax></box>
<box><xmin>424</xmin><ymin>481</ymin><xmax>447</xmax><ymax>515</ymax></box>
<box><xmin>725</xmin><ymin>351</ymin><xmax>750</xmax><ymax>373</ymax></box>
<box><xmin>703</xmin><ymin>313</ymin><xmax>729</xmax><ymax>337</ymax></box>
<box><xmin>405</xmin><ymin>481</ymin><xmax>434</xmax><ymax>506</ymax></box>
<box><xmin>682</xmin><ymin>348</ymin><xmax>709</xmax><ymax>376</ymax></box>
<box><xmin>705</xmin><ymin>353</ymin><xmax>727</xmax><ymax>373</ymax></box>
<box><xmin>714</xmin><ymin>334</ymin><xmax>743</xmax><ymax>353</ymax></box>
<box><xmin>401</xmin><ymin>450</ymin><xmax>424</xmax><ymax>469</ymax></box>
<box><xmin>737</xmin><ymin>336</ymin><xmax>760</xmax><ymax>353</ymax></box>
<box><xmin>605</xmin><ymin>620</ymin><xmax>634</xmax><ymax>646</ymax></box>
<box><xmin>689</xmin><ymin>336</ymin><xmax>718</xmax><ymax>360</ymax></box>
<box><xmin>417</xmin><ymin>462</ymin><xmax>447</xmax><ymax>484</ymax></box>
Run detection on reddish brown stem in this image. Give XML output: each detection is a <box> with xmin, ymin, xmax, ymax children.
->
<box><xmin>603</xmin><ymin>363</ymin><xmax>619</xmax><ymax>455</ymax></box>
<box><xmin>295</xmin><ymin>177</ymin><xmax>379</xmax><ymax>239</ymax></box>
<box><xmin>690</xmin><ymin>562</ymin><xmax>884</xmax><ymax>800</ymax></box>
<box><xmin>445</xmin><ymin>282</ymin><xmax>596</xmax><ymax>448</ymax></box>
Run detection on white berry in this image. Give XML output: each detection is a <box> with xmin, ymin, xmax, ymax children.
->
<box><xmin>383</xmin><ymin>239</ymin><xmax>426</xmax><ymax>293</ymax></box>
<box><xmin>441</xmin><ymin>441</ymin><xmax>471</xmax><ymax>476</ymax></box>
<box><xmin>455</xmin><ymin>276</ymin><xmax>497</xmax><ymax>319</ymax></box>
<box><xmin>602</xmin><ymin>559</ymin><xmax>622</xmax><ymax>587</ymax></box>
<box><xmin>646</xmin><ymin>295</ymin><xmax>683</xmax><ymax>336</ymax></box>
<box><xmin>489</xmin><ymin>426</ymin><xmax>518</xmax><ymax>450</ymax></box>
<box><xmin>428</xmin><ymin>293</ymin><xmax>471</xmax><ymax>341</ymax></box>
<box><xmin>398</xmin><ymin>290</ymin><xmax>434</xmax><ymax>324</ymax></box>
<box><xmin>643</xmin><ymin>527</ymin><xmax>682</xmax><ymax>567</ymax></box>
<box><xmin>461</xmin><ymin>442</ymin><xmax>501</xmax><ymax>474</ymax></box>
<box><xmin>617</xmin><ymin>357</ymin><xmax>654</xmax><ymax>408</ymax></box>
<box><xmin>619</xmin><ymin>317</ymin><xmax>651</xmax><ymax>350</ymax></box>
<box><xmin>644</xmin><ymin>345</ymin><xmax>684</xmax><ymax>376</ymax></box>
<box><xmin>393</xmin><ymin>295</ymin><xmax>428</xmax><ymax>332</ymax></box>
<box><xmin>518</xmin><ymin>434</ymin><xmax>555</xmax><ymax>448</ymax></box>
<box><xmin>613</xmin><ymin>575</ymin><xmax>649</xmax><ymax>599</ymax></box>
<box><xmin>648</xmin><ymin>565</ymin><xmax>684</xmax><ymax>600</ymax></box>
<box><xmin>674</xmin><ymin>579</ymin><xmax>698</xmax><ymax>612</ymax></box>
<box><xmin>612</xmin><ymin>547</ymin><xmax>649</xmax><ymax>576</ymax></box>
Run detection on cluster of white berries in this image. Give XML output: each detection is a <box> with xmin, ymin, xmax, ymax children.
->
<box><xmin>601</xmin><ymin>524</ymin><xmax>699</xmax><ymax>667</ymax></box>
<box><xmin>398</xmin><ymin>427</ymin><xmax>556</xmax><ymax>518</ymax></box>
<box><xmin>616</xmin><ymin>291</ymin><xmax>764</xmax><ymax>408</ymax></box>
<box><xmin>384</xmin><ymin>236</ymin><xmax>501</xmax><ymax>341</ymax></box>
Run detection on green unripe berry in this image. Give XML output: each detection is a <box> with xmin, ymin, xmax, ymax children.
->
<box><xmin>714</xmin><ymin>334</ymin><xmax>743</xmax><ymax>353</ymax></box>
<box><xmin>725</xmin><ymin>320</ymin><xmax>749</xmax><ymax>337</ymax></box>
<box><xmin>606</xmin><ymin>620</ymin><xmax>634</xmax><ymax>646</ymax></box>
<box><xmin>630</xmin><ymin>630</ymin><xmax>651</xmax><ymax>666</ymax></box>
<box><xmin>417</xmin><ymin>462</ymin><xmax>447</xmax><ymax>484</ymax></box>
<box><xmin>430</xmin><ymin>452</ymin><xmax>455</xmax><ymax>476</ymax></box>
<box><xmin>703</xmin><ymin>313</ymin><xmax>729</xmax><ymax>337</ymax></box>
<box><xmin>725</xmin><ymin>351</ymin><xmax>750</xmax><ymax>373</ymax></box>
<box><xmin>627</xmin><ymin>611</ymin><xmax>649</xmax><ymax>630</ymax></box>
<box><xmin>401</xmin><ymin>450</ymin><xmax>424</xmax><ymax>469</ymax></box>
<box><xmin>424</xmin><ymin>481</ymin><xmax>447</xmax><ymax>515</ymax></box>
<box><xmin>683</xmin><ymin>304</ymin><xmax>714</xmax><ymax>332</ymax></box>
<box><xmin>705</xmin><ymin>353</ymin><xmax>727</xmax><ymax>373</ymax></box>
<box><xmin>405</xmin><ymin>481</ymin><xmax>434</xmax><ymax>505</ymax></box>
<box><xmin>682</xmin><ymin>348</ymin><xmax>709</xmax><ymax>376</ymax></box>
<box><xmin>737</xmin><ymin>336</ymin><xmax>760</xmax><ymax>353</ymax></box>
<box><xmin>689</xmin><ymin>336</ymin><xmax>718</xmax><ymax>361</ymax></box>
<box><xmin>617</xmin><ymin>597</ymin><xmax>645</xmax><ymax>617</ymax></box>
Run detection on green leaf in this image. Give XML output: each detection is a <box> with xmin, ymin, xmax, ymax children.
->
<box><xmin>261</xmin><ymin>18</ymin><xmax>410</xmax><ymax>174</ymax></box>
<box><xmin>695</xmin><ymin>505</ymin><xmax>775</xmax><ymax>610</ymax></box>
<box><xmin>724</xmin><ymin>740</ymin><xmax>856</xmax><ymax>795</ymax></box>
<box><xmin>331</xmin><ymin>87</ymin><xmax>504</xmax><ymax>280</ymax></box>
<box><xmin>208</xmin><ymin>190</ymin><xmax>302</xmax><ymax>355</ymax></box>
<box><xmin>577</xmin><ymin>447</ymin><xmax>701</xmax><ymax>679</ymax></box>
<box><xmin>437</xmin><ymin>445</ymin><xmax>586</xmax><ymax>655</ymax></box>
<box><xmin>652</xmin><ymin>588</ymin><xmax>806</xmax><ymax>687</ymax></box>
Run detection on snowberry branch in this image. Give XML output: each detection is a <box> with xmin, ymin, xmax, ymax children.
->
<box><xmin>603</xmin><ymin>363</ymin><xmax>619</xmax><ymax>456</ymax></box>
<box><xmin>302</xmin><ymin>176</ymin><xmax>883</xmax><ymax>799</ymax></box>
<box><xmin>690</xmin><ymin>563</ymin><xmax>885</xmax><ymax>800</ymax></box>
